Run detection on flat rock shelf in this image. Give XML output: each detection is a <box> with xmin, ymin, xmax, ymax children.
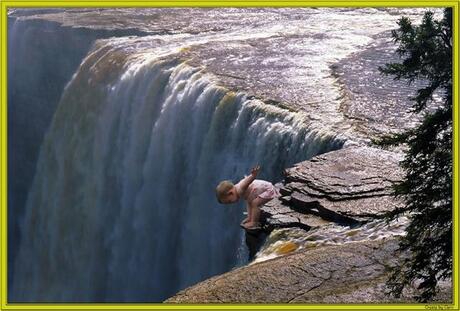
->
<box><xmin>261</xmin><ymin>145</ymin><xmax>405</xmax><ymax>232</ymax></box>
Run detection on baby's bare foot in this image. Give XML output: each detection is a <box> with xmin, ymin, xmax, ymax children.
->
<box><xmin>243</xmin><ymin>221</ymin><xmax>261</xmax><ymax>230</ymax></box>
<box><xmin>240</xmin><ymin>218</ymin><xmax>250</xmax><ymax>228</ymax></box>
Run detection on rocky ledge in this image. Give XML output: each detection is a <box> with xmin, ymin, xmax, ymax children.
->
<box><xmin>261</xmin><ymin>145</ymin><xmax>405</xmax><ymax>231</ymax></box>
<box><xmin>165</xmin><ymin>238</ymin><xmax>451</xmax><ymax>303</ymax></box>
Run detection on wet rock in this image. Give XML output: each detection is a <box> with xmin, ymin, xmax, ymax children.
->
<box><xmin>332</xmin><ymin>31</ymin><xmax>432</xmax><ymax>138</ymax></box>
<box><xmin>261</xmin><ymin>197</ymin><xmax>329</xmax><ymax>231</ymax></box>
<box><xmin>261</xmin><ymin>146</ymin><xmax>405</xmax><ymax>230</ymax></box>
<box><xmin>165</xmin><ymin>238</ymin><xmax>451</xmax><ymax>303</ymax></box>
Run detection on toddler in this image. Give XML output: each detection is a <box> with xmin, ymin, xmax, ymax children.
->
<box><xmin>216</xmin><ymin>165</ymin><xmax>279</xmax><ymax>230</ymax></box>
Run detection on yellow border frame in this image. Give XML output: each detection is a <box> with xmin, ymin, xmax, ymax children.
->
<box><xmin>0</xmin><ymin>1</ymin><xmax>458</xmax><ymax>310</ymax></box>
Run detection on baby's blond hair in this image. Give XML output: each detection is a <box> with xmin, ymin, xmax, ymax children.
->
<box><xmin>216</xmin><ymin>180</ymin><xmax>234</xmax><ymax>203</ymax></box>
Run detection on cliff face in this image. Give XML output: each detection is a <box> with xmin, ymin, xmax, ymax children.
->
<box><xmin>166</xmin><ymin>146</ymin><xmax>451</xmax><ymax>303</ymax></box>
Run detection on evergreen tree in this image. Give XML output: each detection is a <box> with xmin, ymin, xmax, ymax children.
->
<box><xmin>377</xmin><ymin>8</ymin><xmax>452</xmax><ymax>302</ymax></box>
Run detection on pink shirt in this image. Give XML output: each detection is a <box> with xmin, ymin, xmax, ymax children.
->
<box><xmin>235</xmin><ymin>178</ymin><xmax>279</xmax><ymax>203</ymax></box>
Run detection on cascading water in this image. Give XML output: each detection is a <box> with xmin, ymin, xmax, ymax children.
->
<box><xmin>11</xmin><ymin>40</ymin><xmax>344</xmax><ymax>302</ymax></box>
<box><xmin>7</xmin><ymin>15</ymin><xmax>150</xmax><ymax>290</ymax></box>
<box><xmin>252</xmin><ymin>216</ymin><xmax>410</xmax><ymax>264</ymax></box>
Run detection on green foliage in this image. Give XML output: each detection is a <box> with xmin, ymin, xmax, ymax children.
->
<box><xmin>377</xmin><ymin>8</ymin><xmax>452</xmax><ymax>302</ymax></box>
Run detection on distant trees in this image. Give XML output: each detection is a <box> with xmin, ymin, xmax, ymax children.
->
<box><xmin>377</xmin><ymin>8</ymin><xmax>452</xmax><ymax>302</ymax></box>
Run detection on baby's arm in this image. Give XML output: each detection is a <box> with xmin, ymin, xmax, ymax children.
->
<box><xmin>237</xmin><ymin>165</ymin><xmax>260</xmax><ymax>194</ymax></box>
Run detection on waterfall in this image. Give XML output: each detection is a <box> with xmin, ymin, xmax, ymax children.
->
<box><xmin>11</xmin><ymin>40</ymin><xmax>344</xmax><ymax>302</ymax></box>
<box><xmin>7</xmin><ymin>16</ymin><xmax>150</xmax><ymax>289</ymax></box>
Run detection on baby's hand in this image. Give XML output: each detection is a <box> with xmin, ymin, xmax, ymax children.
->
<box><xmin>251</xmin><ymin>165</ymin><xmax>260</xmax><ymax>178</ymax></box>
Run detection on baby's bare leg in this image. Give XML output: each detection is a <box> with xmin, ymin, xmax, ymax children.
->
<box><xmin>250</xmin><ymin>204</ymin><xmax>261</xmax><ymax>224</ymax></box>
<box><xmin>246</xmin><ymin>197</ymin><xmax>270</xmax><ymax>226</ymax></box>
<box><xmin>245</xmin><ymin>203</ymin><xmax>252</xmax><ymax>222</ymax></box>
<box><xmin>243</xmin><ymin>204</ymin><xmax>257</xmax><ymax>229</ymax></box>
<box><xmin>240</xmin><ymin>203</ymin><xmax>251</xmax><ymax>227</ymax></box>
